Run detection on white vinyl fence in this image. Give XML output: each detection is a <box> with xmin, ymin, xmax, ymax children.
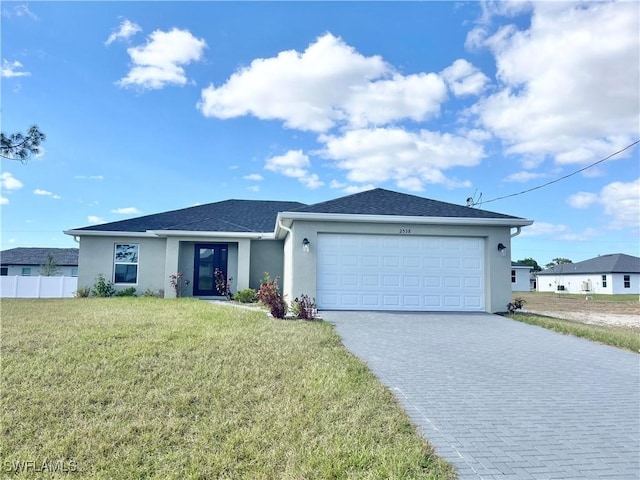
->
<box><xmin>0</xmin><ymin>276</ymin><xmax>78</xmax><ymax>298</ymax></box>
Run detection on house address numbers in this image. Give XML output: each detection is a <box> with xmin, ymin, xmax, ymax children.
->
<box><xmin>399</xmin><ymin>228</ymin><xmax>412</xmax><ymax>234</ymax></box>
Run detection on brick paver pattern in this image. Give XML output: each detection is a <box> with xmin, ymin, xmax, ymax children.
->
<box><xmin>322</xmin><ymin>312</ymin><xmax>640</xmax><ymax>480</ymax></box>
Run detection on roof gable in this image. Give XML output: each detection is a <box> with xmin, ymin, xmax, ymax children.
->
<box><xmin>296</xmin><ymin>188</ymin><xmax>524</xmax><ymax>220</ymax></box>
<box><xmin>538</xmin><ymin>254</ymin><xmax>640</xmax><ymax>275</ymax></box>
<box><xmin>1</xmin><ymin>248</ymin><xmax>79</xmax><ymax>266</ymax></box>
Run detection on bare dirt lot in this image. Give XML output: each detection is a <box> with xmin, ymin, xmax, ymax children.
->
<box><xmin>513</xmin><ymin>292</ymin><xmax>640</xmax><ymax>328</ymax></box>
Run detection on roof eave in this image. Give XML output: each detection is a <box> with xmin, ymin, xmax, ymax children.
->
<box><xmin>276</xmin><ymin>211</ymin><xmax>533</xmax><ymax>237</ymax></box>
<box><xmin>147</xmin><ymin>230</ymin><xmax>275</xmax><ymax>239</ymax></box>
<box><xmin>65</xmin><ymin>229</ymin><xmax>276</xmax><ymax>239</ymax></box>
<box><xmin>64</xmin><ymin>229</ymin><xmax>157</xmax><ymax>238</ymax></box>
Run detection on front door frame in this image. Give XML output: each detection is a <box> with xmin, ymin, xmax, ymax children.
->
<box><xmin>193</xmin><ymin>243</ymin><xmax>229</xmax><ymax>296</ymax></box>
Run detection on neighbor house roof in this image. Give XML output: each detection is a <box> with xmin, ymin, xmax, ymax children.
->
<box><xmin>0</xmin><ymin>247</ymin><xmax>79</xmax><ymax>266</ymax></box>
<box><xmin>537</xmin><ymin>254</ymin><xmax>640</xmax><ymax>275</ymax></box>
<box><xmin>511</xmin><ymin>262</ymin><xmax>531</xmax><ymax>268</ymax></box>
<box><xmin>68</xmin><ymin>200</ymin><xmax>307</xmax><ymax>233</ymax></box>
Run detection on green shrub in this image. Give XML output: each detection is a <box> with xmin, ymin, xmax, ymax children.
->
<box><xmin>234</xmin><ymin>288</ymin><xmax>258</xmax><ymax>303</ymax></box>
<box><xmin>73</xmin><ymin>286</ymin><xmax>91</xmax><ymax>298</ymax></box>
<box><xmin>91</xmin><ymin>274</ymin><xmax>116</xmax><ymax>298</ymax></box>
<box><xmin>115</xmin><ymin>287</ymin><xmax>137</xmax><ymax>297</ymax></box>
<box><xmin>141</xmin><ymin>288</ymin><xmax>161</xmax><ymax>298</ymax></box>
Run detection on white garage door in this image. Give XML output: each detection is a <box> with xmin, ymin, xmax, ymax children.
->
<box><xmin>317</xmin><ymin>233</ymin><xmax>485</xmax><ymax>311</ymax></box>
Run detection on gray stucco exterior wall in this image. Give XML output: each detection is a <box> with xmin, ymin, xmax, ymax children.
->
<box><xmin>77</xmin><ymin>236</ymin><xmax>167</xmax><ymax>294</ymax></box>
<box><xmin>249</xmin><ymin>240</ymin><xmax>284</xmax><ymax>290</ymax></box>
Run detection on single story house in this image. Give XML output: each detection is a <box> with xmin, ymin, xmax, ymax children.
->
<box><xmin>536</xmin><ymin>253</ymin><xmax>640</xmax><ymax>294</ymax></box>
<box><xmin>0</xmin><ymin>247</ymin><xmax>79</xmax><ymax>277</ymax></box>
<box><xmin>511</xmin><ymin>262</ymin><xmax>532</xmax><ymax>292</ymax></box>
<box><xmin>64</xmin><ymin>188</ymin><xmax>533</xmax><ymax>313</ymax></box>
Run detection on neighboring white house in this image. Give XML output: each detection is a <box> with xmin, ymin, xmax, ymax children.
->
<box><xmin>0</xmin><ymin>247</ymin><xmax>79</xmax><ymax>277</ymax></box>
<box><xmin>511</xmin><ymin>262</ymin><xmax>532</xmax><ymax>292</ymax></box>
<box><xmin>64</xmin><ymin>188</ymin><xmax>533</xmax><ymax>313</ymax></box>
<box><xmin>536</xmin><ymin>254</ymin><xmax>640</xmax><ymax>295</ymax></box>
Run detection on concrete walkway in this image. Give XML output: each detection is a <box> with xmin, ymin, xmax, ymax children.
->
<box><xmin>322</xmin><ymin>311</ymin><xmax>640</xmax><ymax>480</ymax></box>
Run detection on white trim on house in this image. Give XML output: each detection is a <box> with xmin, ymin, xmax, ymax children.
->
<box><xmin>65</xmin><ymin>229</ymin><xmax>275</xmax><ymax>239</ymax></box>
<box><xmin>64</xmin><ymin>230</ymin><xmax>157</xmax><ymax>238</ymax></box>
<box><xmin>147</xmin><ymin>230</ymin><xmax>276</xmax><ymax>239</ymax></box>
<box><xmin>276</xmin><ymin>212</ymin><xmax>533</xmax><ymax>235</ymax></box>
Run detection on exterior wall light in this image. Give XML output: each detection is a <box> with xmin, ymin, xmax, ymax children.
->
<box><xmin>497</xmin><ymin>243</ymin><xmax>507</xmax><ymax>256</ymax></box>
<box><xmin>302</xmin><ymin>238</ymin><xmax>310</xmax><ymax>253</ymax></box>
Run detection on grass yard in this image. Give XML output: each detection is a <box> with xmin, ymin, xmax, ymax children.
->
<box><xmin>1</xmin><ymin>298</ymin><xmax>455</xmax><ymax>480</ymax></box>
<box><xmin>507</xmin><ymin>313</ymin><xmax>640</xmax><ymax>353</ymax></box>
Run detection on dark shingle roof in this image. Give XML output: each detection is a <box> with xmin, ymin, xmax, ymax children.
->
<box><xmin>71</xmin><ymin>200</ymin><xmax>307</xmax><ymax>233</ymax></box>
<box><xmin>292</xmin><ymin>188</ymin><xmax>524</xmax><ymax>220</ymax></box>
<box><xmin>538</xmin><ymin>254</ymin><xmax>640</xmax><ymax>275</ymax></box>
<box><xmin>68</xmin><ymin>189</ymin><xmax>528</xmax><ymax>235</ymax></box>
<box><xmin>1</xmin><ymin>248</ymin><xmax>79</xmax><ymax>266</ymax></box>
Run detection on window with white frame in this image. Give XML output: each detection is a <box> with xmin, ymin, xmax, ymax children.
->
<box><xmin>21</xmin><ymin>267</ymin><xmax>31</xmax><ymax>276</ymax></box>
<box><xmin>601</xmin><ymin>275</ymin><xmax>607</xmax><ymax>288</ymax></box>
<box><xmin>114</xmin><ymin>244</ymin><xmax>139</xmax><ymax>284</ymax></box>
<box><xmin>511</xmin><ymin>270</ymin><xmax>516</xmax><ymax>283</ymax></box>
<box><xmin>624</xmin><ymin>275</ymin><xmax>630</xmax><ymax>288</ymax></box>
<box><xmin>71</xmin><ymin>267</ymin><xmax>78</xmax><ymax>277</ymax></box>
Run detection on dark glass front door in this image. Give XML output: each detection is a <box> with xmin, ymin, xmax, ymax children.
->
<box><xmin>193</xmin><ymin>243</ymin><xmax>228</xmax><ymax>296</ymax></box>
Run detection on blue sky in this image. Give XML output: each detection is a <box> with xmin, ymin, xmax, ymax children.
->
<box><xmin>1</xmin><ymin>1</ymin><xmax>638</xmax><ymax>267</ymax></box>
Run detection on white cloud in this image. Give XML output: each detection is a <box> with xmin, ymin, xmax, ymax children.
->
<box><xmin>599</xmin><ymin>179</ymin><xmax>640</xmax><ymax>229</ymax></box>
<box><xmin>105</xmin><ymin>19</ymin><xmax>142</xmax><ymax>46</ymax></box>
<box><xmin>2</xmin><ymin>4</ymin><xmax>39</xmax><ymax>20</ymax></box>
<box><xmin>74</xmin><ymin>175</ymin><xmax>104</xmax><ymax>180</ymax></box>
<box><xmin>1</xmin><ymin>59</ymin><xmax>30</xmax><ymax>78</ymax></box>
<box><xmin>117</xmin><ymin>28</ymin><xmax>207</xmax><ymax>90</ymax></box>
<box><xmin>519</xmin><ymin>222</ymin><xmax>570</xmax><ymax>237</ymax></box>
<box><xmin>566</xmin><ymin>191</ymin><xmax>599</xmax><ymax>209</ymax></box>
<box><xmin>265</xmin><ymin>150</ymin><xmax>324</xmax><ymax>189</ymax></box>
<box><xmin>318</xmin><ymin>127</ymin><xmax>482</xmax><ymax>191</ymax></box>
<box><xmin>111</xmin><ymin>207</ymin><xmax>141</xmax><ymax>214</ymax></box>
<box><xmin>472</xmin><ymin>2</ymin><xmax>639</xmax><ymax>165</ymax></box>
<box><xmin>0</xmin><ymin>196</ymin><xmax>8</xmax><ymax>205</ymax></box>
<box><xmin>14</xmin><ymin>4</ymin><xmax>38</xmax><ymax>19</ymax></box>
<box><xmin>243</xmin><ymin>173</ymin><xmax>264</xmax><ymax>181</ymax></box>
<box><xmin>1</xmin><ymin>172</ymin><xmax>23</xmax><ymax>191</ymax></box>
<box><xmin>33</xmin><ymin>189</ymin><xmax>61</xmax><ymax>199</ymax></box>
<box><xmin>566</xmin><ymin>178</ymin><xmax>640</xmax><ymax>229</ymax></box>
<box><xmin>503</xmin><ymin>171</ymin><xmax>547</xmax><ymax>183</ymax></box>
<box><xmin>88</xmin><ymin>216</ymin><xmax>106</xmax><ymax>225</ymax></box>
<box><xmin>198</xmin><ymin>33</ymin><xmax>448</xmax><ymax>132</ymax></box>
<box><xmin>329</xmin><ymin>181</ymin><xmax>376</xmax><ymax>195</ymax></box>
<box><xmin>441</xmin><ymin>59</ymin><xmax>489</xmax><ymax>97</ymax></box>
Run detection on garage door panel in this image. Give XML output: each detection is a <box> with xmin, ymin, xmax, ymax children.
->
<box><xmin>362</xmin><ymin>275</ymin><xmax>379</xmax><ymax>286</ymax></box>
<box><xmin>403</xmin><ymin>275</ymin><xmax>420</xmax><ymax>288</ymax></box>
<box><xmin>317</xmin><ymin>234</ymin><xmax>485</xmax><ymax>311</ymax></box>
<box><xmin>362</xmin><ymin>256</ymin><xmax>379</xmax><ymax>267</ymax></box>
<box><xmin>424</xmin><ymin>257</ymin><xmax>441</xmax><ymax>269</ymax></box>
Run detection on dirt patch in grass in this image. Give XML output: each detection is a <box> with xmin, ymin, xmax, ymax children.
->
<box><xmin>513</xmin><ymin>292</ymin><xmax>639</xmax><ymax>328</ymax></box>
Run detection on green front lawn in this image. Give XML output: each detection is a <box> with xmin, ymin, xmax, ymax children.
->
<box><xmin>1</xmin><ymin>298</ymin><xmax>454</xmax><ymax>479</ymax></box>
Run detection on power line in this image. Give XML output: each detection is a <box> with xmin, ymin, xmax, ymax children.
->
<box><xmin>471</xmin><ymin>140</ymin><xmax>639</xmax><ymax>206</ymax></box>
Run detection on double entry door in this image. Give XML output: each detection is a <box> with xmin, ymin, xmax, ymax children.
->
<box><xmin>193</xmin><ymin>243</ymin><xmax>228</xmax><ymax>296</ymax></box>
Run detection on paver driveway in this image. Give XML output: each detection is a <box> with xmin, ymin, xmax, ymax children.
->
<box><xmin>322</xmin><ymin>311</ymin><xmax>640</xmax><ymax>480</ymax></box>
